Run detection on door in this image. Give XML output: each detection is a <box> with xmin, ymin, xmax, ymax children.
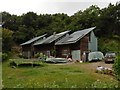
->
<box><xmin>72</xmin><ymin>50</ymin><xmax>81</xmax><ymax>60</ymax></box>
<box><xmin>47</xmin><ymin>50</ymin><xmax>50</xmax><ymax>57</ymax></box>
<box><xmin>28</xmin><ymin>51</ymin><xmax>31</xmax><ymax>59</ymax></box>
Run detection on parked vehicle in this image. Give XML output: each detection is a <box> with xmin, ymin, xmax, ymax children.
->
<box><xmin>104</xmin><ymin>52</ymin><xmax>116</xmax><ymax>63</ymax></box>
<box><xmin>88</xmin><ymin>51</ymin><xmax>104</xmax><ymax>62</ymax></box>
<box><xmin>45</xmin><ymin>58</ymin><xmax>68</xmax><ymax>63</ymax></box>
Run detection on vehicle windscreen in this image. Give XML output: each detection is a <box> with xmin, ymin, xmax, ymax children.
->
<box><xmin>105</xmin><ymin>53</ymin><xmax>115</xmax><ymax>57</ymax></box>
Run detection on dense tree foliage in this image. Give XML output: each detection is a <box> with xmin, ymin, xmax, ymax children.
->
<box><xmin>96</xmin><ymin>3</ymin><xmax>120</xmax><ymax>37</ymax></box>
<box><xmin>1</xmin><ymin>2</ymin><xmax>120</xmax><ymax>51</ymax></box>
<box><xmin>2</xmin><ymin>28</ymin><xmax>13</xmax><ymax>52</ymax></box>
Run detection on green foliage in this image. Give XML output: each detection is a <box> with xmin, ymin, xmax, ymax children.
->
<box><xmin>1</xmin><ymin>3</ymin><xmax>120</xmax><ymax>41</ymax></box>
<box><xmin>10</xmin><ymin>60</ymin><xmax>17</xmax><ymax>66</ymax></box>
<box><xmin>98</xmin><ymin>38</ymin><xmax>120</xmax><ymax>53</ymax></box>
<box><xmin>9</xmin><ymin>59</ymin><xmax>46</xmax><ymax>67</ymax></box>
<box><xmin>1</xmin><ymin>3</ymin><xmax>120</xmax><ymax>53</ymax></box>
<box><xmin>113</xmin><ymin>52</ymin><xmax>120</xmax><ymax>80</ymax></box>
<box><xmin>2</xmin><ymin>53</ymin><xmax>9</xmax><ymax>61</ymax></box>
<box><xmin>34</xmin><ymin>52</ymin><xmax>43</xmax><ymax>58</ymax></box>
<box><xmin>2</xmin><ymin>28</ymin><xmax>13</xmax><ymax>52</ymax></box>
<box><xmin>2</xmin><ymin>52</ymin><xmax>18</xmax><ymax>61</ymax></box>
<box><xmin>34</xmin><ymin>52</ymin><xmax>46</xmax><ymax>61</ymax></box>
<box><xmin>18</xmin><ymin>53</ymin><xmax>28</xmax><ymax>59</ymax></box>
<box><xmin>22</xmin><ymin>12</ymin><xmax>38</xmax><ymax>28</ymax></box>
<box><xmin>51</xmin><ymin>49</ymin><xmax>56</xmax><ymax>57</ymax></box>
<box><xmin>96</xmin><ymin>3</ymin><xmax>120</xmax><ymax>37</ymax></box>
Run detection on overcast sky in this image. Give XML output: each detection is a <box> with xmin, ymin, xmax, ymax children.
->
<box><xmin>0</xmin><ymin>0</ymin><xmax>119</xmax><ymax>16</ymax></box>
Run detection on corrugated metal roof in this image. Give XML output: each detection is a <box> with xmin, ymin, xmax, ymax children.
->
<box><xmin>34</xmin><ymin>30</ymin><xmax>70</xmax><ymax>45</ymax></box>
<box><xmin>55</xmin><ymin>27</ymin><xmax>96</xmax><ymax>45</ymax></box>
<box><xmin>20</xmin><ymin>34</ymin><xmax>47</xmax><ymax>45</ymax></box>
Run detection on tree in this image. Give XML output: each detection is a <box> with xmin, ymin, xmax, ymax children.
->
<box><xmin>22</xmin><ymin>12</ymin><xmax>38</xmax><ymax>28</ymax></box>
<box><xmin>67</xmin><ymin>5</ymin><xmax>101</xmax><ymax>32</ymax></box>
<box><xmin>2</xmin><ymin>28</ymin><xmax>13</xmax><ymax>52</ymax></box>
<box><xmin>1</xmin><ymin>2</ymin><xmax>120</xmax><ymax>49</ymax></box>
<box><xmin>96</xmin><ymin>3</ymin><xmax>120</xmax><ymax>37</ymax></box>
<box><xmin>1</xmin><ymin>12</ymin><xmax>11</xmax><ymax>29</ymax></box>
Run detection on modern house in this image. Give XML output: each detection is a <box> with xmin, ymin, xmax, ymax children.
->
<box><xmin>20</xmin><ymin>34</ymin><xmax>47</xmax><ymax>58</ymax></box>
<box><xmin>33</xmin><ymin>31</ymin><xmax>70</xmax><ymax>57</ymax></box>
<box><xmin>55</xmin><ymin>27</ymin><xmax>97</xmax><ymax>61</ymax></box>
<box><xmin>20</xmin><ymin>27</ymin><xmax>97</xmax><ymax>61</ymax></box>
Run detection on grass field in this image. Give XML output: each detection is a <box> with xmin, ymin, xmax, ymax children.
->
<box><xmin>2</xmin><ymin>61</ymin><xmax>119</xmax><ymax>88</ymax></box>
<box><xmin>0</xmin><ymin>62</ymin><xmax>2</xmax><ymax>89</ymax></box>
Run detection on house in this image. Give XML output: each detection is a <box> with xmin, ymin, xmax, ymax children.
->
<box><xmin>20</xmin><ymin>27</ymin><xmax>97</xmax><ymax>61</ymax></box>
<box><xmin>33</xmin><ymin>31</ymin><xmax>70</xmax><ymax>57</ymax></box>
<box><xmin>55</xmin><ymin>27</ymin><xmax>97</xmax><ymax>61</ymax></box>
<box><xmin>20</xmin><ymin>34</ymin><xmax>47</xmax><ymax>58</ymax></box>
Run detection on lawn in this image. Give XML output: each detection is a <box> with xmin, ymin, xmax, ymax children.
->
<box><xmin>2</xmin><ymin>61</ymin><xmax>119</xmax><ymax>88</ymax></box>
<box><xmin>0</xmin><ymin>61</ymin><xmax>2</xmax><ymax>89</ymax></box>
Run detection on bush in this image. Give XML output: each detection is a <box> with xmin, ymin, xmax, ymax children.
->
<box><xmin>34</xmin><ymin>52</ymin><xmax>41</xmax><ymax>58</ymax></box>
<box><xmin>2</xmin><ymin>53</ymin><xmax>9</xmax><ymax>61</ymax></box>
<box><xmin>9</xmin><ymin>59</ymin><xmax>47</xmax><ymax>67</ymax></box>
<box><xmin>51</xmin><ymin>49</ymin><xmax>56</xmax><ymax>57</ymax></box>
<box><xmin>98</xmin><ymin>38</ymin><xmax>119</xmax><ymax>53</ymax></box>
<box><xmin>34</xmin><ymin>52</ymin><xmax>46</xmax><ymax>61</ymax></box>
<box><xmin>10</xmin><ymin>61</ymin><xmax>17</xmax><ymax>66</ymax></box>
<box><xmin>113</xmin><ymin>52</ymin><xmax>120</xmax><ymax>80</ymax></box>
<box><xmin>18</xmin><ymin>53</ymin><xmax>28</xmax><ymax>59</ymax></box>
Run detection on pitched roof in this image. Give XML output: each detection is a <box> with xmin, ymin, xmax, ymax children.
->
<box><xmin>20</xmin><ymin>34</ymin><xmax>47</xmax><ymax>45</ymax></box>
<box><xmin>34</xmin><ymin>30</ymin><xmax>70</xmax><ymax>45</ymax></box>
<box><xmin>55</xmin><ymin>27</ymin><xmax>96</xmax><ymax>45</ymax></box>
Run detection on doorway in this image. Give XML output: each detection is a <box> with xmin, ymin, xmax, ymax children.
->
<box><xmin>71</xmin><ymin>50</ymin><xmax>81</xmax><ymax>61</ymax></box>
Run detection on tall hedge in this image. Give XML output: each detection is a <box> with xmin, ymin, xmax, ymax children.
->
<box><xmin>113</xmin><ymin>52</ymin><xmax>120</xmax><ymax>80</ymax></box>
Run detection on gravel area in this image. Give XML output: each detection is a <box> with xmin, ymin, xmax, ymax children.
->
<box><xmin>88</xmin><ymin>61</ymin><xmax>113</xmax><ymax>69</ymax></box>
<box><xmin>55</xmin><ymin>61</ymin><xmax>113</xmax><ymax>72</ymax></box>
<box><xmin>78</xmin><ymin>61</ymin><xmax>114</xmax><ymax>73</ymax></box>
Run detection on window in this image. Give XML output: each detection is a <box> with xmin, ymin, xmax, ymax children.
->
<box><xmin>62</xmin><ymin>50</ymin><xmax>69</xmax><ymax>56</ymax></box>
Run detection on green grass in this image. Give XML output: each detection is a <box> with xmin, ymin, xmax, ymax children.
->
<box><xmin>2</xmin><ymin>61</ymin><xmax>119</xmax><ymax>88</ymax></box>
<box><xmin>9</xmin><ymin>59</ymin><xmax>47</xmax><ymax>67</ymax></box>
<box><xmin>0</xmin><ymin>61</ymin><xmax>2</xmax><ymax>89</ymax></box>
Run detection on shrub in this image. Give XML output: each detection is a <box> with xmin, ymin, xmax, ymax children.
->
<box><xmin>9</xmin><ymin>59</ymin><xmax>47</xmax><ymax>67</ymax></box>
<box><xmin>2</xmin><ymin>53</ymin><xmax>9</xmax><ymax>61</ymax></box>
<box><xmin>98</xmin><ymin>38</ymin><xmax>119</xmax><ymax>53</ymax></box>
<box><xmin>34</xmin><ymin>52</ymin><xmax>46</xmax><ymax>61</ymax></box>
<box><xmin>51</xmin><ymin>49</ymin><xmax>56</xmax><ymax>57</ymax></box>
<box><xmin>34</xmin><ymin>53</ymin><xmax>40</xmax><ymax>58</ymax></box>
<box><xmin>10</xmin><ymin>61</ymin><xmax>17</xmax><ymax>67</ymax></box>
<box><xmin>18</xmin><ymin>53</ymin><xmax>28</xmax><ymax>59</ymax></box>
<box><xmin>113</xmin><ymin>52</ymin><xmax>120</xmax><ymax>80</ymax></box>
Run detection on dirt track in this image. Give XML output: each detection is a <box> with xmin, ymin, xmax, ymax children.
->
<box><xmin>88</xmin><ymin>61</ymin><xmax>113</xmax><ymax>69</ymax></box>
<box><xmin>56</xmin><ymin>61</ymin><xmax>113</xmax><ymax>72</ymax></box>
<box><xmin>78</xmin><ymin>61</ymin><xmax>113</xmax><ymax>73</ymax></box>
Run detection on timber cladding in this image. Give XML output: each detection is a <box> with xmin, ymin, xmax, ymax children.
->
<box><xmin>20</xmin><ymin>27</ymin><xmax>97</xmax><ymax>60</ymax></box>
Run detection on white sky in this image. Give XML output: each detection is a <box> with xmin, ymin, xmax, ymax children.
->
<box><xmin>0</xmin><ymin>0</ymin><xmax>119</xmax><ymax>16</ymax></box>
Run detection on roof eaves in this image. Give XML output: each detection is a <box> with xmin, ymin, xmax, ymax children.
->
<box><xmin>69</xmin><ymin>27</ymin><xmax>96</xmax><ymax>43</ymax></box>
<box><xmin>20</xmin><ymin>34</ymin><xmax>47</xmax><ymax>46</ymax></box>
<box><xmin>55</xmin><ymin>27</ymin><xmax>96</xmax><ymax>45</ymax></box>
<box><xmin>36</xmin><ymin>30</ymin><xmax>70</xmax><ymax>45</ymax></box>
